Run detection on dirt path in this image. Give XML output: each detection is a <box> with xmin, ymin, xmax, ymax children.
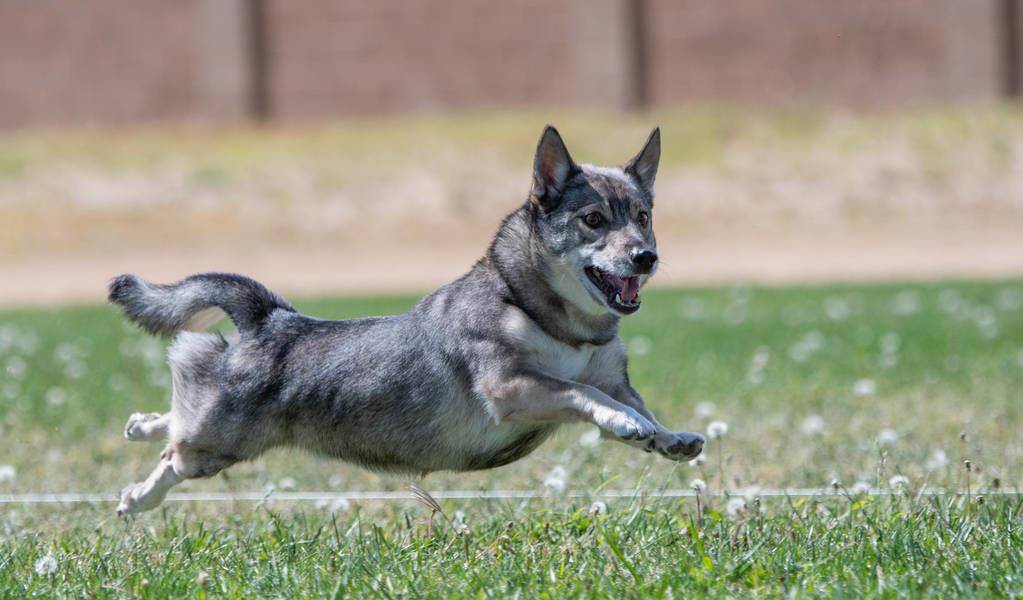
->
<box><xmin>4</xmin><ymin>219</ymin><xmax>1021</xmax><ymax>308</ymax></box>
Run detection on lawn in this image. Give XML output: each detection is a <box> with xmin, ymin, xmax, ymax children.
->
<box><xmin>1</xmin><ymin>280</ymin><xmax>1021</xmax><ymax>597</ymax></box>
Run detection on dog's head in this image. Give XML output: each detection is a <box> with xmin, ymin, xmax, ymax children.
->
<box><xmin>529</xmin><ymin>126</ymin><xmax>661</xmax><ymax>317</ymax></box>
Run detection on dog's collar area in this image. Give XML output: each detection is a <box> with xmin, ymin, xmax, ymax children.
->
<box><xmin>584</xmin><ymin>266</ymin><xmax>641</xmax><ymax>315</ymax></box>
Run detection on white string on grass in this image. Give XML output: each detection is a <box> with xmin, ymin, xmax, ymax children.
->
<box><xmin>0</xmin><ymin>487</ymin><xmax>1018</xmax><ymax>505</ymax></box>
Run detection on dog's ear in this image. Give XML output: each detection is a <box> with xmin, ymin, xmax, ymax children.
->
<box><xmin>531</xmin><ymin>125</ymin><xmax>578</xmax><ymax>211</ymax></box>
<box><xmin>625</xmin><ymin>127</ymin><xmax>660</xmax><ymax>195</ymax></box>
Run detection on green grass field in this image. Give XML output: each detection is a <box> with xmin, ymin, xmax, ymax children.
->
<box><xmin>1</xmin><ymin>281</ymin><xmax>1022</xmax><ymax>597</ymax></box>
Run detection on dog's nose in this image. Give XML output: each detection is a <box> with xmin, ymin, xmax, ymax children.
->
<box><xmin>631</xmin><ymin>248</ymin><xmax>658</xmax><ymax>272</ymax></box>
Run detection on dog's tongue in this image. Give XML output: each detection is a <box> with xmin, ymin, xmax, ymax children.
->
<box><xmin>617</xmin><ymin>276</ymin><xmax>640</xmax><ymax>303</ymax></box>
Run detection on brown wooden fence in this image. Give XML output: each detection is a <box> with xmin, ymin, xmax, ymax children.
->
<box><xmin>0</xmin><ymin>0</ymin><xmax>1018</xmax><ymax>129</ymax></box>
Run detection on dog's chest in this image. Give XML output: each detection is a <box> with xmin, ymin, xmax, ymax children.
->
<box><xmin>502</xmin><ymin>308</ymin><xmax>595</xmax><ymax>380</ymax></box>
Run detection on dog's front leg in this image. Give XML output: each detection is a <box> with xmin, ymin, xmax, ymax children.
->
<box><xmin>600</xmin><ymin>382</ymin><xmax>704</xmax><ymax>461</ymax></box>
<box><xmin>482</xmin><ymin>370</ymin><xmax>657</xmax><ymax>442</ymax></box>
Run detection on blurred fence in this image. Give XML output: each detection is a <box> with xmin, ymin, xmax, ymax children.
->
<box><xmin>0</xmin><ymin>0</ymin><xmax>1020</xmax><ymax>129</ymax></box>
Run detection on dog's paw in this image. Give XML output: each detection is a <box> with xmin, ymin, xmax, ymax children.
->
<box><xmin>655</xmin><ymin>431</ymin><xmax>705</xmax><ymax>461</ymax></box>
<box><xmin>116</xmin><ymin>482</ymin><xmax>161</xmax><ymax>516</ymax></box>
<box><xmin>124</xmin><ymin>412</ymin><xmax>161</xmax><ymax>441</ymax></box>
<box><xmin>600</xmin><ymin>408</ymin><xmax>656</xmax><ymax>441</ymax></box>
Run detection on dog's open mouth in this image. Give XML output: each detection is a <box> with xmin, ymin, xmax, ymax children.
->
<box><xmin>584</xmin><ymin>267</ymin><xmax>641</xmax><ymax>314</ymax></box>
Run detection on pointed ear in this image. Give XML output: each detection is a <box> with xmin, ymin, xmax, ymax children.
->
<box><xmin>531</xmin><ymin>125</ymin><xmax>577</xmax><ymax>210</ymax></box>
<box><xmin>625</xmin><ymin>127</ymin><xmax>660</xmax><ymax>194</ymax></box>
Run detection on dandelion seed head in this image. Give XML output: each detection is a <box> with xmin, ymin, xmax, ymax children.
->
<box><xmin>726</xmin><ymin>497</ymin><xmax>746</xmax><ymax>517</ymax></box>
<box><xmin>543</xmin><ymin>466</ymin><xmax>567</xmax><ymax>494</ymax></box>
<box><xmin>278</xmin><ymin>477</ymin><xmax>297</xmax><ymax>490</ymax></box>
<box><xmin>889</xmin><ymin>475</ymin><xmax>909</xmax><ymax>488</ymax></box>
<box><xmin>690</xmin><ymin>479</ymin><xmax>707</xmax><ymax>493</ymax></box>
<box><xmin>707</xmin><ymin>421</ymin><xmax>728</xmax><ymax>439</ymax></box>
<box><xmin>801</xmin><ymin>415</ymin><xmax>824</xmax><ymax>435</ymax></box>
<box><xmin>5</xmin><ymin>356</ymin><xmax>27</xmax><ymax>380</ymax></box>
<box><xmin>877</xmin><ymin>428</ymin><xmax>898</xmax><ymax>445</ymax></box>
<box><xmin>34</xmin><ymin>554</ymin><xmax>58</xmax><ymax>576</ymax></box>
<box><xmin>589</xmin><ymin>501</ymin><xmax>607</xmax><ymax>515</ymax></box>
<box><xmin>850</xmin><ymin>481</ymin><xmax>872</xmax><ymax>495</ymax></box>
<box><xmin>688</xmin><ymin>454</ymin><xmax>706</xmax><ymax>467</ymax></box>
<box><xmin>925</xmin><ymin>449</ymin><xmax>949</xmax><ymax>470</ymax></box>
<box><xmin>579</xmin><ymin>429</ymin><xmax>601</xmax><ymax>448</ymax></box>
<box><xmin>695</xmin><ymin>401</ymin><xmax>716</xmax><ymax>419</ymax></box>
<box><xmin>0</xmin><ymin>464</ymin><xmax>15</xmax><ymax>483</ymax></box>
<box><xmin>628</xmin><ymin>336</ymin><xmax>652</xmax><ymax>356</ymax></box>
<box><xmin>853</xmin><ymin>379</ymin><xmax>876</xmax><ymax>397</ymax></box>
<box><xmin>892</xmin><ymin>291</ymin><xmax>921</xmax><ymax>316</ymax></box>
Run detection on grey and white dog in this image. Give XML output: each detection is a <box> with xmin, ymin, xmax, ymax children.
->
<box><xmin>110</xmin><ymin>126</ymin><xmax>704</xmax><ymax>515</ymax></box>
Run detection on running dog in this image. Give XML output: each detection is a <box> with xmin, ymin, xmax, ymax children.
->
<box><xmin>111</xmin><ymin>126</ymin><xmax>704</xmax><ymax>515</ymax></box>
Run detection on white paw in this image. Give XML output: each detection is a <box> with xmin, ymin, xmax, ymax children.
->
<box><xmin>600</xmin><ymin>407</ymin><xmax>656</xmax><ymax>441</ymax></box>
<box><xmin>124</xmin><ymin>412</ymin><xmax>161</xmax><ymax>441</ymax></box>
<box><xmin>116</xmin><ymin>482</ymin><xmax>161</xmax><ymax>516</ymax></box>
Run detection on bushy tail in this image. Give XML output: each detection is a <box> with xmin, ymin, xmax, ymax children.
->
<box><xmin>108</xmin><ymin>272</ymin><xmax>296</xmax><ymax>337</ymax></box>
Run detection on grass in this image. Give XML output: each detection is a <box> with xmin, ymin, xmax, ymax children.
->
<box><xmin>1</xmin><ymin>280</ymin><xmax>1022</xmax><ymax>596</ymax></box>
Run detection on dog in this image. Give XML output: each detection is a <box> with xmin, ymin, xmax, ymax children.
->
<box><xmin>110</xmin><ymin>126</ymin><xmax>705</xmax><ymax>515</ymax></box>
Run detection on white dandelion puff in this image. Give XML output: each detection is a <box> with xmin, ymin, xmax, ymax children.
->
<box><xmin>589</xmin><ymin>501</ymin><xmax>607</xmax><ymax>515</ymax></box>
<box><xmin>628</xmin><ymin>336</ymin><xmax>652</xmax><ymax>356</ymax></box>
<box><xmin>543</xmin><ymin>466</ymin><xmax>567</xmax><ymax>494</ymax></box>
<box><xmin>725</xmin><ymin>497</ymin><xmax>746</xmax><ymax>517</ymax></box>
<box><xmin>925</xmin><ymin>449</ymin><xmax>949</xmax><ymax>470</ymax></box>
<box><xmin>707</xmin><ymin>421</ymin><xmax>728</xmax><ymax>439</ymax></box>
<box><xmin>5</xmin><ymin>356</ymin><xmax>27</xmax><ymax>380</ymax></box>
<box><xmin>579</xmin><ymin>429</ymin><xmax>601</xmax><ymax>448</ymax></box>
<box><xmin>690</xmin><ymin>478</ymin><xmax>707</xmax><ymax>494</ymax></box>
<box><xmin>877</xmin><ymin>428</ymin><xmax>899</xmax><ymax>446</ymax></box>
<box><xmin>688</xmin><ymin>454</ymin><xmax>706</xmax><ymax>467</ymax></box>
<box><xmin>801</xmin><ymin>415</ymin><xmax>824</xmax><ymax>435</ymax></box>
<box><xmin>850</xmin><ymin>481</ymin><xmax>872</xmax><ymax>495</ymax></box>
<box><xmin>889</xmin><ymin>475</ymin><xmax>909</xmax><ymax>488</ymax></box>
<box><xmin>892</xmin><ymin>291</ymin><xmax>921</xmax><ymax>316</ymax></box>
<box><xmin>45</xmin><ymin>388</ymin><xmax>66</xmax><ymax>407</ymax></box>
<box><xmin>0</xmin><ymin>464</ymin><xmax>15</xmax><ymax>483</ymax></box>
<box><xmin>695</xmin><ymin>401</ymin><xmax>716</xmax><ymax>419</ymax></box>
<box><xmin>34</xmin><ymin>554</ymin><xmax>58</xmax><ymax>576</ymax></box>
<box><xmin>853</xmin><ymin>379</ymin><xmax>876</xmax><ymax>397</ymax></box>
<box><xmin>278</xmin><ymin>477</ymin><xmax>297</xmax><ymax>490</ymax></box>
<box><xmin>825</xmin><ymin>297</ymin><xmax>850</xmax><ymax>321</ymax></box>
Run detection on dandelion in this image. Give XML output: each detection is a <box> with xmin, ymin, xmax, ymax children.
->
<box><xmin>695</xmin><ymin>401</ymin><xmax>716</xmax><ymax>419</ymax></box>
<box><xmin>725</xmin><ymin>497</ymin><xmax>745</xmax><ymax>517</ymax></box>
<box><xmin>679</xmin><ymin>298</ymin><xmax>704</xmax><ymax>320</ymax></box>
<box><xmin>850</xmin><ymin>481</ymin><xmax>872</xmax><ymax>495</ymax></box>
<box><xmin>830</xmin><ymin>478</ymin><xmax>841</xmax><ymax>491</ymax></box>
<box><xmin>801</xmin><ymin>415</ymin><xmax>824</xmax><ymax>435</ymax></box>
<box><xmin>543</xmin><ymin>466</ymin><xmax>567</xmax><ymax>494</ymax></box>
<box><xmin>34</xmin><ymin>554</ymin><xmax>58</xmax><ymax>576</ymax></box>
<box><xmin>853</xmin><ymin>379</ymin><xmax>876</xmax><ymax>396</ymax></box>
<box><xmin>892</xmin><ymin>291</ymin><xmax>921</xmax><ymax>316</ymax></box>
<box><xmin>688</xmin><ymin>454</ymin><xmax>706</xmax><ymax>467</ymax></box>
<box><xmin>579</xmin><ymin>429</ymin><xmax>601</xmax><ymax>448</ymax></box>
<box><xmin>880</xmin><ymin>332</ymin><xmax>901</xmax><ymax>353</ymax></box>
<box><xmin>0</xmin><ymin>464</ymin><xmax>15</xmax><ymax>483</ymax></box>
<box><xmin>996</xmin><ymin>287</ymin><xmax>1022</xmax><ymax>311</ymax></box>
<box><xmin>628</xmin><ymin>336</ymin><xmax>652</xmax><ymax>356</ymax></box>
<box><xmin>889</xmin><ymin>475</ymin><xmax>909</xmax><ymax>488</ymax></box>
<box><xmin>5</xmin><ymin>356</ymin><xmax>27</xmax><ymax>380</ymax></box>
<box><xmin>45</xmin><ymin>388</ymin><xmax>66</xmax><ymax>407</ymax></box>
<box><xmin>925</xmin><ymin>449</ymin><xmax>949</xmax><ymax>470</ymax></box>
<box><xmin>278</xmin><ymin>477</ymin><xmax>297</xmax><ymax>490</ymax></box>
<box><xmin>690</xmin><ymin>479</ymin><xmax>707</xmax><ymax>494</ymax></box>
<box><xmin>825</xmin><ymin>297</ymin><xmax>850</xmax><ymax>321</ymax></box>
<box><xmin>877</xmin><ymin>429</ymin><xmax>898</xmax><ymax>446</ymax></box>
<box><xmin>707</xmin><ymin>421</ymin><xmax>728</xmax><ymax>439</ymax></box>
<box><xmin>589</xmin><ymin>501</ymin><xmax>607</xmax><ymax>515</ymax></box>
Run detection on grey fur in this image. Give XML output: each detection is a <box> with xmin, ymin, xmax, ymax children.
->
<box><xmin>111</xmin><ymin>126</ymin><xmax>705</xmax><ymax>515</ymax></box>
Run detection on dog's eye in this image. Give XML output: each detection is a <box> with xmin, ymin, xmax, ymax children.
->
<box><xmin>637</xmin><ymin>211</ymin><xmax>650</xmax><ymax>227</ymax></box>
<box><xmin>583</xmin><ymin>212</ymin><xmax>605</xmax><ymax>228</ymax></box>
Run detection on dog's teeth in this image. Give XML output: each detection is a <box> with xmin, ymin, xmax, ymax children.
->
<box><xmin>614</xmin><ymin>293</ymin><xmax>622</xmax><ymax>304</ymax></box>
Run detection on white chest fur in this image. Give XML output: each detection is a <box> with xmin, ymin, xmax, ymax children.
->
<box><xmin>501</xmin><ymin>308</ymin><xmax>595</xmax><ymax>381</ymax></box>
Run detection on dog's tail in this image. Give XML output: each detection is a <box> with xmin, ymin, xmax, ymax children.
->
<box><xmin>108</xmin><ymin>272</ymin><xmax>296</xmax><ymax>337</ymax></box>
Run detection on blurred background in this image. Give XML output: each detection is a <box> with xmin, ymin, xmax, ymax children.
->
<box><xmin>1</xmin><ymin>0</ymin><xmax>1022</xmax><ymax>305</ymax></box>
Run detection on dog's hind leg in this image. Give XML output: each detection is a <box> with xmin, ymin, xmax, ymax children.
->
<box><xmin>116</xmin><ymin>444</ymin><xmax>238</xmax><ymax>516</ymax></box>
<box><xmin>124</xmin><ymin>412</ymin><xmax>170</xmax><ymax>442</ymax></box>
<box><xmin>116</xmin><ymin>455</ymin><xmax>182</xmax><ymax>516</ymax></box>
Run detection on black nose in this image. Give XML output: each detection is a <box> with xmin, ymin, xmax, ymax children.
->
<box><xmin>631</xmin><ymin>248</ymin><xmax>658</xmax><ymax>271</ymax></box>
